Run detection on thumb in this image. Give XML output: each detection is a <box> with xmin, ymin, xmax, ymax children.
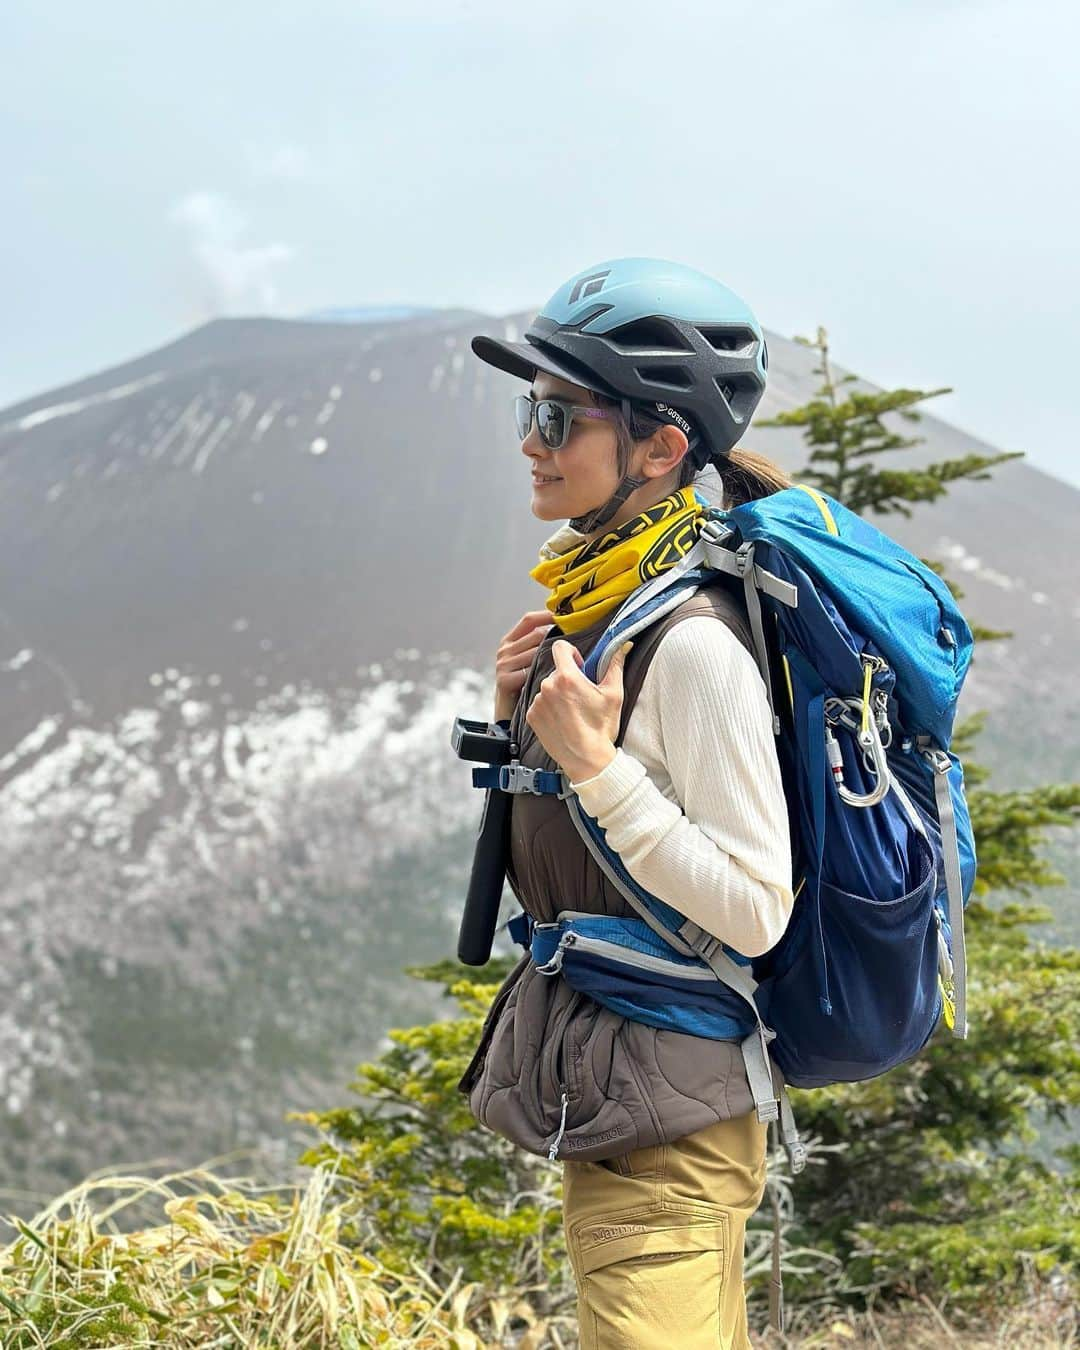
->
<box><xmin>602</xmin><ymin>640</ymin><xmax>633</xmax><ymax>687</ymax></box>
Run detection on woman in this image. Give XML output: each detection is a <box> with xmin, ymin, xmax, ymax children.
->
<box><xmin>458</xmin><ymin>258</ymin><xmax>795</xmax><ymax>1349</ymax></box>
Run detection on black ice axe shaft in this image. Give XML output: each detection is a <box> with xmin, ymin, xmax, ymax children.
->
<box><xmin>457</xmin><ymin>785</ymin><xmax>511</xmax><ymax>966</ymax></box>
<box><xmin>451</xmin><ymin>717</ymin><xmax>514</xmax><ymax>966</ymax></box>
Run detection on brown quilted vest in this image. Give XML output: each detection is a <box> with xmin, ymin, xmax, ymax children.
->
<box><xmin>458</xmin><ymin>577</ymin><xmax>763</xmax><ymax>1161</ymax></box>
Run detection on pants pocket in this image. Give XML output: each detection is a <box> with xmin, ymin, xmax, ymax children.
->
<box><xmin>575</xmin><ymin>1213</ymin><xmax>730</xmax><ymax>1350</ymax></box>
<box><xmin>597</xmin><ymin>1142</ymin><xmax>662</xmax><ymax>1179</ymax></box>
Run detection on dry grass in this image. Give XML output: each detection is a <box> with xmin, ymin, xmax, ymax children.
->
<box><xmin>0</xmin><ymin>1159</ymin><xmax>1072</xmax><ymax>1348</ymax></box>
<box><xmin>749</xmin><ymin>1282</ymin><xmax>1077</xmax><ymax>1348</ymax></box>
<box><xmin>0</xmin><ymin>1159</ymin><xmax>547</xmax><ymax>1348</ymax></box>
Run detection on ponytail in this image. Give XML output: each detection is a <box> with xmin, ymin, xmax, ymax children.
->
<box><xmin>709</xmin><ymin>447</ymin><xmax>791</xmax><ymax>506</ymax></box>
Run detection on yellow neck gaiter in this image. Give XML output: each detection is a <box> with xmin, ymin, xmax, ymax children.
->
<box><xmin>530</xmin><ymin>486</ymin><xmax>707</xmax><ymax>635</ymax></box>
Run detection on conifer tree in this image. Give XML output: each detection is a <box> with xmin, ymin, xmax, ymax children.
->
<box><xmin>765</xmin><ymin>325</ymin><xmax>1020</xmax><ymax>518</ymax></box>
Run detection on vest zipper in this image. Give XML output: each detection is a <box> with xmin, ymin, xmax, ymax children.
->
<box><xmin>548</xmin><ymin>1086</ymin><xmax>570</xmax><ymax>1161</ymax></box>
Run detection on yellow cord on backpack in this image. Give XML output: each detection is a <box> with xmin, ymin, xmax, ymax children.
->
<box><xmin>939</xmin><ymin>974</ymin><xmax>957</xmax><ymax>1031</ymax></box>
<box><xmin>860</xmin><ymin>659</ymin><xmax>874</xmax><ymax>738</ymax></box>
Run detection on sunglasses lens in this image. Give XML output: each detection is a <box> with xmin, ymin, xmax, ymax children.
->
<box><xmin>535</xmin><ymin>400</ymin><xmax>567</xmax><ymax>449</ymax></box>
<box><xmin>513</xmin><ymin>394</ymin><xmax>533</xmax><ymax>441</ymax></box>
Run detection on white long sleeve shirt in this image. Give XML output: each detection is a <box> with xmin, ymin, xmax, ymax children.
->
<box><xmin>567</xmin><ymin>613</ymin><xmax>795</xmax><ymax>959</ymax></box>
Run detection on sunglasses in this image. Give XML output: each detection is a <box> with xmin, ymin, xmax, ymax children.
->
<box><xmin>513</xmin><ymin>394</ymin><xmax>614</xmax><ymax>451</ymax></box>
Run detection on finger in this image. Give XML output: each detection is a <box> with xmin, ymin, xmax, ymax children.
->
<box><xmin>550</xmin><ymin>639</ymin><xmax>583</xmax><ymax>675</ymax></box>
<box><xmin>494</xmin><ymin>653</ymin><xmax>536</xmax><ymax>693</ymax></box>
<box><xmin>601</xmin><ymin>640</ymin><xmax>633</xmax><ymax>686</ymax></box>
<box><xmin>506</xmin><ymin>610</ymin><xmax>557</xmax><ymax>640</ymax></box>
<box><xmin>502</xmin><ymin>624</ymin><xmax>555</xmax><ymax>659</ymax></box>
<box><xmin>499</xmin><ymin>623</ymin><xmax>553</xmax><ymax>661</ymax></box>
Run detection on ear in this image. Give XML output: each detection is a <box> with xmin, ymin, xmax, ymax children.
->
<box><xmin>639</xmin><ymin>423</ymin><xmax>689</xmax><ymax>479</ymax></box>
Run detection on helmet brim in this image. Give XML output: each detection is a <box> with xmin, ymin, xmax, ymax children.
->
<box><xmin>470</xmin><ymin>334</ymin><xmax>616</xmax><ymax>398</ymax></box>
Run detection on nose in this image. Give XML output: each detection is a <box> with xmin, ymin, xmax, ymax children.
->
<box><xmin>521</xmin><ymin>422</ymin><xmax>549</xmax><ymax>462</ymax></box>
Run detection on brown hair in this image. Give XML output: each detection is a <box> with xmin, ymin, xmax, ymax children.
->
<box><xmin>589</xmin><ymin>391</ymin><xmax>790</xmax><ymax>507</ymax></box>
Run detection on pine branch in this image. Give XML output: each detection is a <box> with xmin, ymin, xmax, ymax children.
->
<box><xmin>967</xmin><ymin>782</ymin><xmax>1080</xmax><ymax>895</ymax></box>
<box><xmin>971</xmin><ymin>623</ymin><xmax>1013</xmax><ymax>643</ymax></box>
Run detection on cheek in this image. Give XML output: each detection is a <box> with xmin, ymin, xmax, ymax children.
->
<box><xmin>559</xmin><ymin>434</ymin><xmax>619</xmax><ymax>485</ymax></box>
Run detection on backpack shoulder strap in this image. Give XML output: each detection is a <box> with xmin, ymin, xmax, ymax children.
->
<box><xmin>616</xmin><ymin>576</ymin><xmax>754</xmax><ymax>741</ymax></box>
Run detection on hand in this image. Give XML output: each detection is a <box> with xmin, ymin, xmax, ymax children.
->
<box><xmin>525</xmin><ymin>638</ymin><xmax>632</xmax><ymax>782</ymax></box>
<box><xmin>493</xmin><ymin>610</ymin><xmax>556</xmax><ymax>721</ymax></box>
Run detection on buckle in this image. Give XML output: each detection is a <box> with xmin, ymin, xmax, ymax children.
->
<box><xmin>917</xmin><ymin>741</ymin><xmax>951</xmax><ymax>775</ymax></box>
<box><xmin>700</xmin><ymin>517</ymin><xmax>734</xmax><ymax>546</ymax></box>
<box><xmin>787</xmin><ymin>1139</ymin><xmax>808</xmax><ymax>1173</ymax></box>
<box><xmin>498</xmin><ymin>763</ymin><xmax>544</xmax><ymax>794</ymax></box>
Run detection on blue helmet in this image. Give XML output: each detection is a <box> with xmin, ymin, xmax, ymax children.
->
<box><xmin>472</xmin><ymin>256</ymin><xmax>768</xmax><ymax>471</ymax></box>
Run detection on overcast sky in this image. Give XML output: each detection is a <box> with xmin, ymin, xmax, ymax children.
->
<box><xmin>4</xmin><ymin>1</ymin><xmax>1078</xmax><ymax>485</ymax></box>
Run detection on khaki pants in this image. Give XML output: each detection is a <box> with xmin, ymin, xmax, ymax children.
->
<box><xmin>562</xmin><ymin>1110</ymin><xmax>768</xmax><ymax>1349</ymax></box>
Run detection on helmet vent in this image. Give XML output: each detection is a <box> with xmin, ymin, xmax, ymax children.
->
<box><xmin>699</xmin><ymin>326</ymin><xmax>757</xmax><ymax>355</ymax></box>
<box><xmin>603</xmin><ymin>318</ymin><xmax>694</xmax><ymax>353</ymax></box>
<box><xmin>716</xmin><ymin>375</ymin><xmax>756</xmax><ymax>420</ymax></box>
<box><xmin>635</xmin><ymin>364</ymin><xmax>693</xmax><ymax>391</ymax></box>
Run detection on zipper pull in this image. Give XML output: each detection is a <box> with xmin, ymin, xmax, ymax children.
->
<box><xmin>548</xmin><ymin>1088</ymin><xmax>570</xmax><ymax>1161</ymax></box>
<box><xmin>536</xmin><ymin>930</ymin><xmax>575</xmax><ymax>977</ymax></box>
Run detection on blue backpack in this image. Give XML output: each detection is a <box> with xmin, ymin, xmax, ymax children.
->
<box><xmin>502</xmin><ymin>483</ymin><xmax>976</xmax><ymax>1174</ymax></box>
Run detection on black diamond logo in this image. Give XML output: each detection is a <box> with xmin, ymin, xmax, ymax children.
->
<box><xmin>568</xmin><ymin>270</ymin><xmax>611</xmax><ymax>305</ymax></box>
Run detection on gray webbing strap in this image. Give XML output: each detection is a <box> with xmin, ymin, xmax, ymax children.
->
<box><xmin>770</xmin><ymin>1057</ymin><xmax>807</xmax><ymax>1173</ymax></box>
<box><xmin>699</xmin><ymin>534</ymin><xmax>800</xmax><ymax>609</ymax></box>
<box><xmin>681</xmin><ymin>926</ymin><xmax>784</xmax><ymax>1132</ymax></box>
<box><xmin>763</xmin><ymin>1058</ymin><xmax>810</xmax><ymax>1334</ymax></box>
<box><xmin>932</xmin><ymin>762</ymin><xmax>969</xmax><ymax>1039</ymax></box>
<box><xmin>683</xmin><ymin>924</ymin><xmax>761</xmax><ymax>1004</ymax></box>
<box><xmin>691</xmin><ymin>925</ymin><xmax>808</xmax><ymax>1171</ymax></box>
<box><xmin>768</xmin><ymin>1117</ymin><xmax>784</xmax><ymax>1333</ymax></box>
<box><xmin>741</xmin><ymin>1025</ymin><xmax>780</xmax><ymax>1127</ymax></box>
<box><xmin>736</xmin><ymin>542</ymin><xmax>780</xmax><ymax>736</ymax></box>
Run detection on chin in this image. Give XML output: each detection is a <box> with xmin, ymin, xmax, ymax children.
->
<box><xmin>530</xmin><ymin>496</ymin><xmax>568</xmax><ymax>521</ymax></box>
